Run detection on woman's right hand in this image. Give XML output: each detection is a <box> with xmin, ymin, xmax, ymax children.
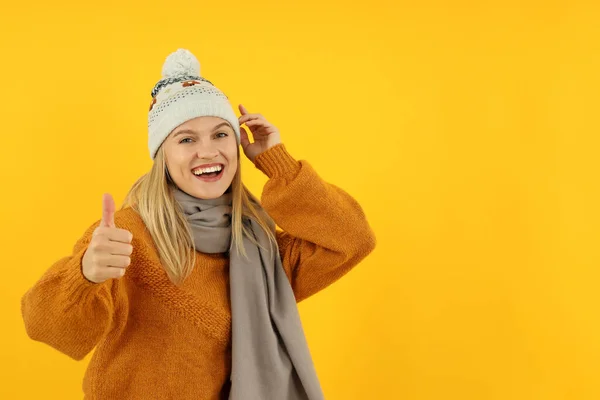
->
<box><xmin>82</xmin><ymin>193</ymin><xmax>133</xmax><ymax>283</ymax></box>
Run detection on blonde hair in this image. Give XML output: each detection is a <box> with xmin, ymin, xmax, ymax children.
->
<box><xmin>123</xmin><ymin>145</ymin><xmax>277</xmax><ymax>285</ymax></box>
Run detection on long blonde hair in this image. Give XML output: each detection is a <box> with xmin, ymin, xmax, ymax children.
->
<box><xmin>123</xmin><ymin>145</ymin><xmax>277</xmax><ymax>285</ymax></box>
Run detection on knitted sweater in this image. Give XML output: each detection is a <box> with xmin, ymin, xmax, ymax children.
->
<box><xmin>21</xmin><ymin>144</ymin><xmax>376</xmax><ymax>399</ymax></box>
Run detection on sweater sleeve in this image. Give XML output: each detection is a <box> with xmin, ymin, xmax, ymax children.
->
<box><xmin>254</xmin><ymin>143</ymin><xmax>377</xmax><ymax>302</ymax></box>
<box><xmin>21</xmin><ymin>218</ymin><xmax>127</xmax><ymax>361</ymax></box>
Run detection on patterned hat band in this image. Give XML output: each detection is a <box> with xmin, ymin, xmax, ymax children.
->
<box><xmin>150</xmin><ymin>75</ymin><xmax>215</xmax><ymax>99</ymax></box>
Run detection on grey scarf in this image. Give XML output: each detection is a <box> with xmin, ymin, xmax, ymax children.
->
<box><xmin>172</xmin><ymin>187</ymin><xmax>324</xmax><ymax>400</ymax></box>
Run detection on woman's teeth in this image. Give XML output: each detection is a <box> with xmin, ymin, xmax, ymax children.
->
<box><xmin>193</xmin><ymin>165</ymin><xmax>223</xmax><ymax>176</ymax></box>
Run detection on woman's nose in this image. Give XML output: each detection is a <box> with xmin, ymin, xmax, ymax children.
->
<box><xmin>195</xmin><ymin>141</ymin><xmax>219</xmax><ymax>160</ymax></box>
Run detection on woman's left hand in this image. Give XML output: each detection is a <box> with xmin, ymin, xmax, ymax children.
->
<box><xmin>238</xmin><ymin>104</ymin><xmax>282</xmax><ymax>162</ymax></box>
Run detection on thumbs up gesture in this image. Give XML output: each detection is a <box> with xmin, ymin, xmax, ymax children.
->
<box><xmin>82</xmin><ymin>194</ymin><xmax>134</xmax><ymax>283</ymax></box>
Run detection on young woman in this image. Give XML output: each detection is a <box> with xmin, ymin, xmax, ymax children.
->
<box><xmin>21</xmin><ymin>49</ymin><xmax>376</xmax><ymax>400</ymax></box>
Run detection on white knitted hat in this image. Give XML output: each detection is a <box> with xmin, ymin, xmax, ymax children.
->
<box><xmin>147</xmin><ymin>49</ymin><xmax>240</xmax><ymax>159</ymax></box>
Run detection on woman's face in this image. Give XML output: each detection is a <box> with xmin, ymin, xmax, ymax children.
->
<box><xmin>162</xmin><ymin>116</ymin><xmax>238</xmax><ymax>199</ymax></box>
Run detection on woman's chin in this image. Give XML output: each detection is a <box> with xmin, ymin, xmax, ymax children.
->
<box><xmin>185</xmin><ymin>180</ymin><xmax>232</xmax><ymax>200</ymax></box>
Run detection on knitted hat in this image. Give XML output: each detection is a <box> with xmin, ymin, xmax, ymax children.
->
<box><xmin>147</xmin><ymin>49</ymin><xmax>241</xmax><ymax>159</ymax></box>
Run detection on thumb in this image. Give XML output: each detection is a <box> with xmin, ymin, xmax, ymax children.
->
<box><xmin>240</xmin><ymin>126</ymin><xmax>251</xmax><ymax>150</ymax></box>
<box><xmin>101</xmin><ymin>193</ymin><xmax>116</xmax><ymax>228</ymax></box>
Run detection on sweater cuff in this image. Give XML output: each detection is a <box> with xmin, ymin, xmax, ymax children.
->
<box><xmin>254</xmin><ymin>143</ymin><xmax>301</xmax><ymax>179</ymax></box>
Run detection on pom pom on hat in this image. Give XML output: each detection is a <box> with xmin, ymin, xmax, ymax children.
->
<box><xmin>161</xmin><ymin>49</ymin><xmax>201</xmax><ymax>79</ymax></box>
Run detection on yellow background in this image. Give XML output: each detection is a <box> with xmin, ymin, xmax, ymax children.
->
<box><xmin>2</xmin><ymin>0</ymin><xmax>600</xmax><ymax>399</ymax></box>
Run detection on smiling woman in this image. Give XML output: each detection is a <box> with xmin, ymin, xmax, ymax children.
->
<box><xmin>20</xmin><ymin>48</ymin><xmax>377</xmax><ymax>400</ymax></box>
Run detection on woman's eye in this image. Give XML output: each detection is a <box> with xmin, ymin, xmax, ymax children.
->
<box><xmin>216</xmin><ymin>132</ymin><xmax>228</xmax><ymax>138</ymax></box>
<box><xmin>179</xmin><ymin>137</ymin><xmax>193</xmax><ymax>144</ymax></box>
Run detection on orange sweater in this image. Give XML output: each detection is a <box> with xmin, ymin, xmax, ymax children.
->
<box><xmin>21</xmin><ymin>144</ymin><xmax>376</xmax><ymax>399</ymax></box>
